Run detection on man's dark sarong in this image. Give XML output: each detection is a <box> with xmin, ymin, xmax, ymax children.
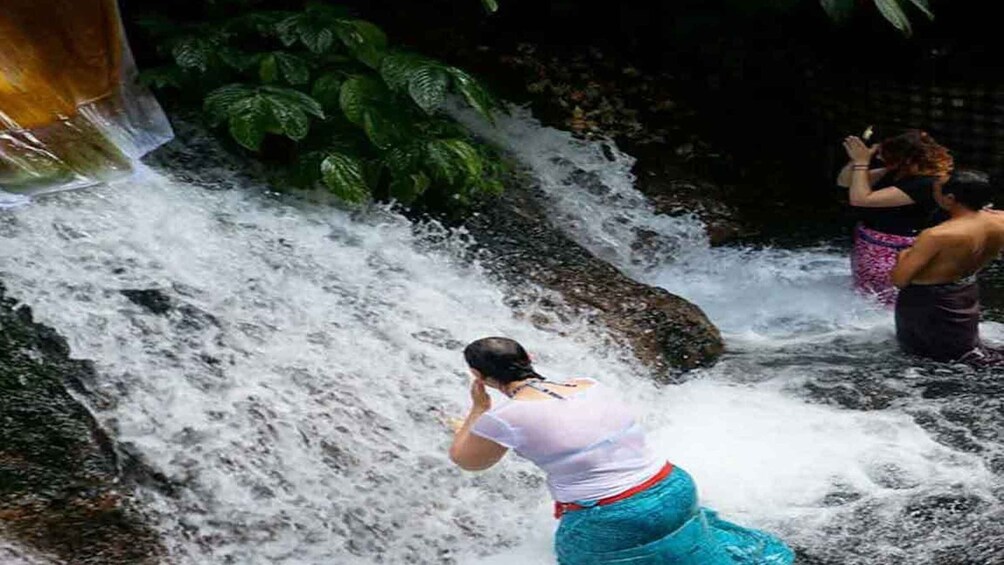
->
<box><xmin>895</xmin><ymin>280</ymin><xmax>980</xmax><ymax>362</ymax></box>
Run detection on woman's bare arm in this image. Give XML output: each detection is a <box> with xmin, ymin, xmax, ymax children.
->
<box><xmin>448</xmin><ymin>378</ymin><xmax>508</xmax><ymax>471</ymax></box>
<box><xmin>837</xmin><ymin>164</ymin><xmax>887</xmax><ymax>188</ymax></box>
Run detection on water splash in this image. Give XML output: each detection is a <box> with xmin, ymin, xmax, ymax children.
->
<box><xmin>0</xmin><ymin>168</ymin><xmax>653</xmax><ymax>563</ymax></box>
<box><xmin>454</xmin><ymin>104</ymin><xmax>1003</xmax><ymax>563</ymax></box>
<box><xmin>453</xmin><ymin>104</ymin><xmax>708</xmax><ymax>276</ymax></box>
<box><xmin>0</xmin><ymin>541</ymin><xmax>54</xmax><ymax>565</ymax></box>
<box><xmin>455</xmin><ymin>104</ymin><xmax>891</xmax><ymax>344</ymax></box>
<box><xmin>0</xmin><ymin>109</ymin><xmax>999</xmax><ymax>565</ymax></box>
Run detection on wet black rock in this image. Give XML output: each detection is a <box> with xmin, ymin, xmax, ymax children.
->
<box><xmin>0</xmin><ymin>283</ymin><xmax>163</xmax><ymax>563</ymax></box>
<box><xmin>121</xmin><ymin>288</ymin><xmax>172</xmax><ymax>315</ymax></box>
<box><xmin>142</xmin><ymin>112</ymin><xmax>267</xmax><ymax>192</ymax></box>
<box><xmin>631</xmin><ymin>154</ymin><xmax>750</xmax><ymax>246</ymax></box>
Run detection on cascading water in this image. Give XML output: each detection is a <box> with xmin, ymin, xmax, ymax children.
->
<box><xmin>0</xmin><ymin>107</ymin><xmax>1001</xmax><ymax>565</ymax></box>
<box><xmin>0</xmin><ymin>540</ymin><xmax>51</xmax><ymax>565</ymax></box>
<box><xmin>458</xmin><ymin>106</ymin><xmax>1004</xmax><ymax>564</ymax></box>
<box><xmin>452</xmin><ymin>105</ymin><xmax>894</xmax><ymax>343</ymax></box>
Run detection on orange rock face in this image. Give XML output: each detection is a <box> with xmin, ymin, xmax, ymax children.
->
<box><xmin>0</xmin><ymin>0</ymin><xmax>122</xmax><ymax>130</ymax></box>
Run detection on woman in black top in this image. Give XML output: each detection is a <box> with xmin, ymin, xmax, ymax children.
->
<box><xmin>837</xmin><ymin>130</ymin><xmax>953</xmax><ymax>305</ymax></box>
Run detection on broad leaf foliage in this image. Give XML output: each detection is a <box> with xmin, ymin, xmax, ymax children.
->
<box><xmin>140</xmin><ymin>1</ymin><xmax>505</xmax><ymax>211</ymax></box>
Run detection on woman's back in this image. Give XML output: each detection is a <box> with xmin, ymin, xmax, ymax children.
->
<box><xmin>452</xmin><ymin>337</ymin><xmax>794</xmax><ymax>564</ymax></box>
<box><xmin>857</xmin><ymin>173</ymin><xmax>942</xmax><ymax>235</ymax></box>
<box><xmin>471</xmin><ymin>380</ymin><xmax>664</xmax><ymax>502</ymax></box>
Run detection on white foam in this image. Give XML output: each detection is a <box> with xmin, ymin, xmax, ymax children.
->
<box><xmin>0</xmin><ymin>539</ymin><xmax>55</xmax><ymax>565</ymax></box>
<box><xmin>0</xmin><ymin>109</ymin><xmax>996</xmax><ymax>564</ymax></box>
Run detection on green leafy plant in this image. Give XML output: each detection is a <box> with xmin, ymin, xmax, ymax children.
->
<box><xmin>732</xmin><ymin>0</ymin><xmax>934</xmax><ymax>36</ymax></box>
<box><xmin>822</xmin><ymin>0</ymin><xmax>934</xmax><ymax>36</ymax></box>
<box><xmin>139</xmin><ymin>2</ymin><xmax>505</xmax><ymax>211</ymax></box>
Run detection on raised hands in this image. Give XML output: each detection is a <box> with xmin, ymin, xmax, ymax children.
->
<box><xmin>843</xmin><ymin>136</ymin><xmax>878</xmax><ymax>165</ymax></box>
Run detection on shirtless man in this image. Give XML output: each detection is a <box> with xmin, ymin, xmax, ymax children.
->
<box><xmin>891</xmin><ymin>170</ymin><xmax>1004</xmax><ymax>363</ymax></box>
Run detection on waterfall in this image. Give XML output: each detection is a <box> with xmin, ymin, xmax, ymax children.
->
<box><xmin>0</xmin><ymin>109</ymin><xmax>1000</xmax><ymax>563</ymax></box>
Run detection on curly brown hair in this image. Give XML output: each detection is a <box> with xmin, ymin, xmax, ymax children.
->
<box><xmin>879</xmin><ymin>129</ymin><xmax>954</xmax><ymax>180</ymax></box>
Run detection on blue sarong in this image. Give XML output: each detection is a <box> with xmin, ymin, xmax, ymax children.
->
<box><xmin>555</xmin><ymin>466</ymin><xmax>794</xmax><ymax>564</ymax></box>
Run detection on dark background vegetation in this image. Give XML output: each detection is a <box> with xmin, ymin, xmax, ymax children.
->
<box><xmin>121</xmin><ymin>0</ymin><xmax>1000</xmax><ymax>235</ymax></box>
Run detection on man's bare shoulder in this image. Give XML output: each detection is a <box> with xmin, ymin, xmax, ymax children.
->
<box><xmin>984</xmin><ymin>209</ymin><xmax>1004</xmax><ymax>227</ymax></box>
<box><xmin>918</xmin><ymin>223</ymin><xmax>961</xmax><ymax>240</ymax></box>
<box><xmin>918</xmin><ymin>221</ymin><xmax>985</xmax><ymax>250</ymax></box>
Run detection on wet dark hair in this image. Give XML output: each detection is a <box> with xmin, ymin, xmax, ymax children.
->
<box><xmin>463</xmin><ymin>337</ymin><xmax>541</xmax><ymax>384</ymax></box>
<box><xmin>880</xmin><ymin>129</ymin><xmax>953</xmax><ymax>179</ymax></box>
<box><xmin>942</xmin><ymin>169</ymin><xmax>994</xmax><ymax>210</ymax></box>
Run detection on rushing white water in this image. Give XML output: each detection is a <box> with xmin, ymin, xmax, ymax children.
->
<box><xmin>0</xmin><ymin>109</ymin><xmax>999</xmax><ymax>564</ymax></box>
<box><xmin>455</xmin><ymin>105</ymin><xmax>1002</xmax><ymax>562</ymax></box>
<box><xmin>0</xmin><ymin>540</ymin><xmax>54</xmax><ymax>565</ymax></box>
<box><xmin>455</xmin><ymin>105</ymin><xmax>893</xmax><ymax>344</ymax></box>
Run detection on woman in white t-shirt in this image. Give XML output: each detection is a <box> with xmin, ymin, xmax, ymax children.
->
<box><xmin>448</xmin><ymin>337</ymin><xmax>793</xmax><ymax>565</ymax></box>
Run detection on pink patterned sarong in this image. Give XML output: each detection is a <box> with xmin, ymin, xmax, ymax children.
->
<box><xmin>851</xmin><ymin>223</ymin><xmax>916</xmax><ymax>306</ymax></box>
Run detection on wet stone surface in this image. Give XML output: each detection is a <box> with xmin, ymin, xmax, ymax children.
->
<box><xmin>0</xmin><ymin>283</ymin><xmax>163</xmax><ymax>563</ymax></box>
<box><xmin>465</xmin><ymin>175</ymin><xmax>724</xmax><ymax>375</ymax></box>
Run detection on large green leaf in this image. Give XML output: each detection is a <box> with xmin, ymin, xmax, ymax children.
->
<box><xmin>206</xmin><ymin>85</ymin><xmax>320</xmax><ymax>146</ymax></box>
<box><xmin>475</xmin><ymin>145</ymin><xmax>507</xmax><ymax>196</ymax></box>
<box><xmin>343</xmin><ymin>20</ymin><xmax>388</xmax><ymax>51</ymax></box>
<box><xmin>260</xmin><ymin>85</ymin><xmax>325</xmax><ymax>119</ymax></box>
<box><xmin>204</xmin><ymin>83</ymin><xmax>255</xmax><ymax>125</ymax></box>
<box><xmin>874</xmin><ymin>0</ymin><xmax>912</xmax><ymax>35</ymax></box>
<box><xmin>419</xmin><ymin>117</ymin><xmax>467</xmax><ymax>139</ymax></box>
<box><xmin>904</xmin><ymin>0</ymin><xmax>934</xmax><ymax>19</ymax></box>
<box><xmin>228</xmin><ymin>96</ymin><xmax>272</xmax><ymax>150</ymax></box>
<box><xmin>408</xmin><ymin>66</ymin><xmax>449</xmax><ymax>114</ymax></box>
<box><xmin>441</xmin><ymin>139</ymin><xmax>483</xmax><ymax>182</ymax></box>
<box><xmin>259</xmin><ymin>52</ymin><xmax>310</xmax><ymax>85</ymax></box>
<box><xmin>425</xmin><ymin>139</ymin><xmax>482</xmax><ymax>186</ymax></box>
<box><xmin>259</xmin><ymin>54</ymin><xmax>280</xmax><ymax>83</ymax></box>
<box><xmin>362</xmin><ymin>109</ymin><xmax>403</xmax><ymax>150</ymax></box>
<box><xmin>480</xmin><ymin>0</ymin><xmax>499</xmax><ymax>13</ymax></box>
<box><xmin>275</xmin><ymin>52</ymin><xmax>310</xmax><ymax>85</ymax></box>
<box><xmin>425</xmin><ymin>141</ymin><xmax>460</xmax><ymax>185</ymax></box>
<box><xmin>389</xmin><ymin>171</ymin><xmax>430</xmax><ymax>204</ymax></box>
<box><xmin>339</xmin><ymin>76</ymin><xmax>388</xmax><ymax>126</ymax></box>
<box><xmin>172</xmin><ymin>37</ymin><xmax>215</xmax><ymax>72</ymax></box>
<box><xmin>301</xmin><ymin>24</ymin><xmax>336</xmax><ymax>54</ymax></box>
<box><xmin>270</xmin><ymin>102</ymin><xmax>310</xmax><ymax>141</ymax></box>
<box><xmin>335</xmin><ymin>20</ymin><xmax>388</xmax><ymax>69</ymax></box>
<box><xmin>311</xmin><ymin>74</ymin><xmax>343</xmax><ymax>112</ymax></box>
<box><xmin>321</xmin><ymin>153</ymin><xmax>371</xmax><ymax>203</ymax></box>
<box><xmin>483</xmin><ymin>178</ymin><xmax>505</xmax><ymax>195</ymax></box>
<box><xmin>219</xmin><ymin>47</ymin><xmax>258</xmax><ymax>72</ymax></box>
<box><xmin>275</xmin><ymin>5</ymin><xmax>346</xmax><ymax>53</ymax></box>
<box><xmin>382</xmin><ymin>144</ymin><xmax>421</xmax><ymax>177</ymax></box>
<box><xmin>412</xmin><ymin>171</ymin><xmax>432</xmax><ymax>196</ymax></box>
<box><xmin>447</xmin><ymin>69</ymin><xmax>496</xmax><ymax>123</ymax></box>
<box><xmin>379</xmin><ymin>52</ymin><xmax>426</xmax><ymax>92</ymax></box>
<box><xmin>275</xmin><ymin>16</ymin><xmax>302</xmax><ymax>47</ymax></box>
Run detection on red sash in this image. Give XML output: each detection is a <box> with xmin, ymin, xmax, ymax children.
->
<box><xmin>553</xmin><ymin>462</ymin><xmax>674</xmax><ymax>519</ymax></box>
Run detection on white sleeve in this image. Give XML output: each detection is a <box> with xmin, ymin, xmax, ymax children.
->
<box><xmin>470</xmin><ymin>411</ymin><xmax>519</xmax><ymax>449</ymax></box>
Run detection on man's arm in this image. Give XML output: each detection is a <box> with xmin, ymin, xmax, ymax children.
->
<box><xmin>891</xmin><ymin>231</ymin><xmax>942</xmax><ymax>288</ymax></box>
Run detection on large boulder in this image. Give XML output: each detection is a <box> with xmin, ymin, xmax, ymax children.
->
<box><xmin>465</xmin><ymin>183</ymin><xmax>723</xmax><ymax>377</ymax></box>
<box><xmin>0</xmin><ymin>283</ymin><xmax>162</xmax><ymax>563</ymax></box>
